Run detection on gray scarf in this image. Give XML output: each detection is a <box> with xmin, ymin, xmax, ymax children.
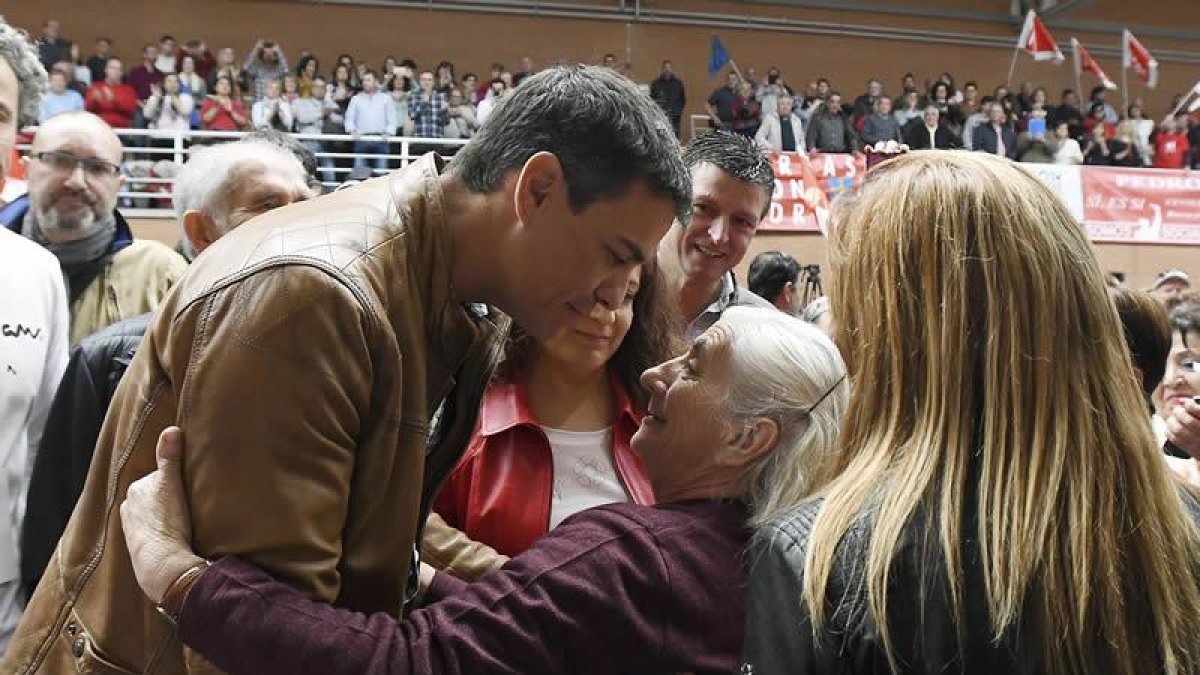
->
<box><xmin>22</xmin><ymin>208</ymin><xmax>117</xmax><ymax>268</ymax></box>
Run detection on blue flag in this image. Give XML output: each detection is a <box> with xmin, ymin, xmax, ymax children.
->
<box><xmin>708</xmin><ymin>36</ymin><xmax>731</xmax><ymax>78</ymax></box>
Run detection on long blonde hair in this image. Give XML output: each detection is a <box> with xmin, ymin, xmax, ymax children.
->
<box><xmin>806</xmin><ymin>151</ymin><xmax>1200</xmax><ymax>674</ymax></box>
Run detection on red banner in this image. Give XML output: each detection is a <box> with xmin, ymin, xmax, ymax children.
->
<box><xmin>1082</xmin><ymin>167</ymin><xmax>1200</xmax><ymax>244</ymax></box>
<box><xmin>762</xmin><ymin>152</ymin><xmax>866</xmax><ymax>232</ymax></box>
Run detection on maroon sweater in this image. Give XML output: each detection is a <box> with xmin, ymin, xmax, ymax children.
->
<box><xmin>178</xmin><ymin>500</ymin><xmax>748</xmax><ymax>674</ymax></box>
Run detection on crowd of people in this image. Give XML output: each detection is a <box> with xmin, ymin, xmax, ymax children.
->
<box><xmin>5</xmin><ymin>12</ymin><xmax>1200</xmax><ymax>675</ymax></box>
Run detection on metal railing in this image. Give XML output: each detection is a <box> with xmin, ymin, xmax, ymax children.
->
<box><xmin>15</xmin><ymin>128</ymin><xmax>470</xmax><ymax>216</ymax></box>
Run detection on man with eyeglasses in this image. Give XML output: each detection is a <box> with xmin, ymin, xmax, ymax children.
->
<box><xmin>1</xmin><ymin>111</ymin><xmax>186</xmax><ymax>344</ymax></box>
<box><xmin>0</xmin><ymin>17</ymin><xmax>69</xmax><ymax>652</ymax></box>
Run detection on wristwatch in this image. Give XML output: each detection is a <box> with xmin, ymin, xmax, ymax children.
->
<box><xmin>155</xmin><ymin>560</ymin><xmax>212</xmax><ymax>626</ymax></box>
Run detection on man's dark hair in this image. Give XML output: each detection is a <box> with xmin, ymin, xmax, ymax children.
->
<box><xmin>242</xmin><ymin>129</ymin><xmax>321</xmax><ymax>192</ymax></box>
<box><xmin>400</xmin><ymin>58</ymin><xmax>418</xmax><ymax>69</ymax></box>
<box><xmin>964</xmin><ymin>80</ymin><xmax>978</xmax><ymax>89</ymax></box>
<box><xmin>462</xmin><ymin>72</ymin><xmax>476</xmax><ymax>81</ymax></box>
<box><xmin>98</xmin><ymin>37</ymin><xmax>112</xmax><ymax>45</ymax></box>
<box><xmin>490</xmin><ymin>77</ymin><xmax>504</xmax><ymax>87</ymax></box>
<box><xmin>450</xmin><ymin>65</ymin><xmax>691</xmax><ymax>222</ymax></box>
<box><xmin>682</xmin><ymin>130</ymin><xmax>774</xmax><ymax>219</ymax></box>
<box><xmin>1089</xmin><ymin>84</ymin><xmax>1107</xmax><ymax>99</ymax></box>
<box><xmin>160</xmin><ymin>35</ymin><xmax>175</xmax><ymax>43</ymax></box>
<box><xmin>748</xmin><ymin>251</ymin><xmax>800</xmax><ymax>305</ymax></box>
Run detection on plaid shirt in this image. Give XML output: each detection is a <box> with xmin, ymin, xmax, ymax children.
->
<box><xmin>410</xmin><ymin>91</ymin><xmax>449</xmax><ymax>138</ymax></box>
<box><xmin>243</xmin><ymin>48</ymin><xmax>289</xmax><ymax>102</ymax></box>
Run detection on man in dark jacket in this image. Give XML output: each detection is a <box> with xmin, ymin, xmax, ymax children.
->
<box><xmin>650</xmin><ymin>60</ymin><xmax>686</xmax><ymax>138</ymax></box>
<box><xmin>974</xmin><ymin>102</ymin><xmax>1019</xmax><ymax>159</ymax></box>
<box><xmin>904</xmin><ymin>105</ymin><xmax>961</xmax><ymax>150</ymax></box>
<box><xmin>19</xmin><ymin>139</ymin><xmax>314</xmax><ymax>598</ymax></box>
<box><xmin>805</xmin><ymin>92</ymin><xmax>859</xmax><ymax>153</ymax></box>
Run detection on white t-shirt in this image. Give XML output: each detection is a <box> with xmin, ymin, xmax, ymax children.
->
<box><xmin>0</xmin><ymin>228</ymin><xmax>69</xmax><ymax>647</ymax></box>
<box><xmin>544</xmin><ymin>426</ymin><xmax>629</xmax><ymax>529</ymax></box>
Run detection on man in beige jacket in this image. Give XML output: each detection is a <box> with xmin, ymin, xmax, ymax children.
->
<box><xmin>5</xmin><ymin>65</ymin><xmax>690</xmax><ymax>674</ymax></box>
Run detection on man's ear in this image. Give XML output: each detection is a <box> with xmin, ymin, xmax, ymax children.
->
<box><xmin>182</xmin><ymin>210</ymin><xmax>219</xmax><ymax>255</ymax></box>
<box><xmin>512</xmin><ymin>151</ymin><xmax>564</xmax><ymax>230</ymax></box>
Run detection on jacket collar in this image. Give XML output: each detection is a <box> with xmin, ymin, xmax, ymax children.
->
<box><xmin>478</xmin><ymin>370</ymin><xmax>641</xmax><ymax>437</ymax></box>
<box><xmin>2</xmin><ymin>194</ymin><xmax>134</xmax><ymax>257</ymax></box>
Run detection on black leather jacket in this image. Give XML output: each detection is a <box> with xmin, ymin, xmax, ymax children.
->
<box><xmin>20</xmin><ymin>312</ymin><xmax>151</xmax><ymax>599</ymax></box>
<box><xmin>741</xmin><ymin>494</ymin><xmax>1200</xmax><ymax>674</ymax></box>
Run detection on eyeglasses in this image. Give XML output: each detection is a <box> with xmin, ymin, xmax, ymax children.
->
<box><xmin>31</xmin><ymin>151</ymin><xmax>121</xmax><ymax>178</ymax></box>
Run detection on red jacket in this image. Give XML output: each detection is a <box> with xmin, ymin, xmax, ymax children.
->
<box><xmin>434</xmin><ymin>374</ymin><xmax>655</xmax><ymax>557</ymax></box>
<box><xmin>85</xmin><ymin>82</ymin><xmax>138</xmax><ymax>129</ymax></box>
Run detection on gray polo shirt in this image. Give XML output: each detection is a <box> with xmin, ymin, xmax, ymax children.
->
<box><xmin>686</xmin><ymin>271</ymin><xmax>774</xmax><ymax>339</ymax></box>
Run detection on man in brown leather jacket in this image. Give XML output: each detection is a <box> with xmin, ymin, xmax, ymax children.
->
<box><xmin>6</xmin><ymin>65</ymin><xmax>691</xmax><ymax>674</ymax></box>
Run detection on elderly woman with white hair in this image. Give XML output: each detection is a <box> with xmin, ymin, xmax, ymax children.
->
<box><xmin>118</xmin><ymin>306</ymin><xmax>846</xmax><ymax>674</ymax></box>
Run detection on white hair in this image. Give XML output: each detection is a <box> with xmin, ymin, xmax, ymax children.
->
<box><xmin>173</xmin><ymin>140</ymin><xmax>304</xmax><ymax>254</ymax></box>
<box><xmin>716</xmin><ymin>306</ymin><xmax>848</xmax><ymax>526</ymax></box>
<box><xmin>0</xmin><ymin>16</ymin><xmax>48</xmax><ymax>125</ymax></box>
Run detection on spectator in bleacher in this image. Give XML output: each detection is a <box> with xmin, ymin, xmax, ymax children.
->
<box><xmin>861</xmin><ymin>95</ymin><xmax>902</xmax><ymax>146</ymax></box>
<box><xmin>756</xmin><ymin>66</ymin><xmax>793</xmax><ymax>120</ymax></box>
<box><xmin>658</xmin><ymin>131</ymin><xmax>774</xmax><ymax>338</ymax></box>
<box><xmin>250</xmin><ymin>78</ymin><xmax>293</xmax><ymax>132</ymax></box>
<box><xmin>1016</xmin><ymin>115</ymin><xmax>1056</xmax><ymax>164</ymax></box>
<box><xmin>893</xmin><ymin>89</ymin><xmax>922</xmax><ymax>129</ymax></box>
<box><xmin>125</xmin><ymin>43</ymin><xmax>163</xmax><ymax>102</ymax></box>
<box><xmin>84</xmin><ymin>59</ymin><xmax>137</xmax><ymax>129</ymax></box>
<box><xmin>602</xmin><ymin>52</ymin><xmax>617</xmax><ymax>69</ymax></box>
<box><xmin>460</xmin><ymin>72</ymin><xmax>477</xmax><ymax>101</ymax></box>
<box><xmin>958</xmin><ymin>80</ymin><xmax>981</xmax><ymax>118</ymax></box>
<box><xmin>650</xmin><ymin>59</ymin><xmax>686</xmax><ymax>137</ymax></box>
<box><xmin>1089</xmin><ymin>84</ymin><xmax>1119</xmax><ymax>125</ymax></box>
<box><xmin>900</xmin><ymin>71</ymin><xmax>917</xmax><ymax>95</ymax></box>
<box><xmin>1048</xmin><ymin>88</ymin><xmax>1083</xmax><ymax>140</ymax></box>
<box><xmin>706</xmin><ymin>71</ymin><xmax>740</xmax><ymax>131</ymax></box>
<box><xmin>1153</xmin><ymin>116</ymin><xmax>1190</xmax><ymax>170</ymax></box>
<box><xmin>474</xmin><ymin>62</ymin><xmax>502</xmax><ymax>102</ymax></box>
<box><xmin>292</xmin><ymin>76</ymin><xmax>337</xmax><ymax>184</ymax></box>
<box><xmin>345</xmin><ymin>70</ymin><xmax>395</xmax><ymax>170</ymax></box>
<box><xmin>904</xmin><ymin>105</ymin><xmax>959</xmax><ymax>150</ymax></box>
<box><xmin>435</xmin><ymin>61</ymin><xmax>456</xmax><ymax>95</ymax></box>
<box><xmin>50</xmin><ymin>60</ymin><xmax>84</xmax><ymax>96</ymax></box>
<box><xmin>38</xmin><ymin>69</ymin><xmax>83</xmax><ymax>122</ymax></box>
<box><xmin>755</xmin><ymin>94</ymin><xmax>804</xmax><ymax>153</ymax></box>
<box><xmin>851</xmin><ymin>78</ymin><xmax>883</xmax><ymax>121</ymax></box>
<box><xmin>974</xmin><ymin>102</ymin><xmax>1018</xmax><ymax>159</ymax></box>
<box><xmin>960</xmin><ymin>95</ymin><xmax>992</xmax><ymax>150</ymax></box>
<box><xmin>143</xmin><ymin>73</ymin><xmax>194</xmax><ymax>134</ymax></box>
<box><xmin>805</xmin><ymin>92</ymin><xmax>859</xmax><ymax>153</ymax></box>
<box><xmin>182</xmin><ymin>39</ymin><xmax>215</xmax><ymax>81</ymax></box>
<box><xmin>281</xmin><ymin>74</ymin><xmax>300</xmax><ymax>104</ymax></box>
<box><xmin>335</xmin><ymin>53</ymin><xmax>359</xmax><ymax>88</ymax></box>
<box><xmin>730</xmin><ymin>80</ymin><xmax>761</xmax><ymax>139</ymax></box>
<box><xmin>7</xmin><ymin>112</ymin><xmax>187</xmax><ymax>344</ymax></box>
<box><xmin>388</xmin><ymin>72</ymin><xmax>413</xmax><ymax>136</ymax></box>
<box><xmin>748</xmin><ymin>250</ymin><xmax>802</xmax><ymax>313</ymax></box>
<box><xmin>940</xmin><ymin>73</ymin><xmax>962</xmax><ymax>103</ymax></box>
<box><xmin>410</xmin><ymin>70</ymin><xmax>448</xmax><ymax>140</ymax></box>
<box><xmin>296</xmin><ymin>54</ymin><xmax>320</xmax><ymax>97</ymax></box>
<box><xmin>155</xmin><ymin>35</ymin><xmax>177</xmax><ymax>74</ymax></box>
<box><xmin>443</xmin><ymin>88</ymin><xmax>477</xmax><ymax>140</ymax></box>
<box><xmin>513</xmin><ymin>56</ymin><xmax>536</xmax><ymax>86</ymax></box>
<box><xmin>66</xmin><ymin>43</ymin><xmax>89</xmax><ymax>86</ymax></box>
<box><xmin>1018</xmin><ymin>87</ymin><xmax>1049</xmax><ymax>131</ymax></box>
<box><xmin>329</xmin><ymin>62</ymin><xmax>356</xmax><ymax>120</ymax></box>
<box><xmin>1015</xmin><ymin>79</ymin><xmax>1036</xmax><ymax>113</ymax></box>
<box><xmin>475</xmin><ymin>77</ymin><xmax>506</xmax><ymax>126</ymax></box>
<box><xmin>0</xmin><ymin>16</ymin><xmax>69</xmax><ymax>652</ymax></box>
<box><xmin>207</xmin><ymin>46</ymin><xmax>244</xmax><ymax>97</ymax></box>
<box><xmin>20</xmin><ymin>138</ymin><xmax>314</xmax><ymax>601</ymax></box>
<box><xmin>177</xmin><ymin>54</ymin><xmax>206</xmax><ymax>101</ymax></box>
<box><xmin>1111</xmin><ymin>121</ymin><xmax>1142</xmax><ymax>168</ymax></box>
<box><xmin>927</xmin><ymin>81</ymin><xmax>960</xmax><ymax>129</ymax></box>
<box><xmin>1083</xmin><ymin>122</ymin><xmax>1119</xmax><ymax>166</ymax></box>
<box><xmin>1126</xmin><ymin>103</ymin><xmax>1154</xmax><ymax>165</ymax></box>
<box><xmin>200</xmin><ymin>75</ymin><xmax>249</xmax><ymax>131</ymax></box>
<box><xmin>35</xmin><ymin>19</ymin><xmax>68</xmax><ymax>69</ymax></box>
<box><xmin>244</xmin><ymin>39</ymin><xmax>289</xmax><ymax>101</ymax></box>
<box><xmin>84</xmin><ymin>37</ymin><xmax>111</xmax><ymax>84</ymax></box>
<box><xmin>1052</xmin><ymin>120</ymin><xmax>1084</xmax><ymax>164</ymax></box>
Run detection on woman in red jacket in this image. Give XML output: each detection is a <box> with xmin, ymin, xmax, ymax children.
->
<box><xmin>432</xmin><ymin>262</ymin><xmax>680</xmax><ymax>563</ymax></box>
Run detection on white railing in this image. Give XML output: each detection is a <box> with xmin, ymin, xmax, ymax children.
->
<box><xmin>15</xmin><ymin>128</ymin><xmax>470</xmax><ymax>216</ymax></box>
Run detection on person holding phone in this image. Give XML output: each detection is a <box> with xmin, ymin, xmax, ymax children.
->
<box><xmin>1160</xmin><ymin>299</ymin><xmax>1200</xmax><ymax>486</ymax></box>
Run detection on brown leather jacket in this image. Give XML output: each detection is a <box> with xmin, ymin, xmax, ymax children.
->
<box><xmin>4</xmin><ymin>155</ymin><xmax>509</xmax><ymax>674</ymax></box>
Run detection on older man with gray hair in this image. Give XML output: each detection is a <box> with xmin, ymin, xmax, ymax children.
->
<box><xmin>0</xmin><ymin>15</ymin><xmax>69</xmax><ymax>652</ymax></box>
<box><xmin>19</xmin><ymin>139</ymin><xmax>312</xmax><ymax>603</ymax></box>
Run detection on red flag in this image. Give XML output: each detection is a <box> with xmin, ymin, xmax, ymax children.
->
<box><xmin>1071</xmin><ymin>38</ymin><xmax>1116</xmax><ymax>90</ymax></box>
<box><xmin>1017</xmin><ymin>10</ymin><xmax>1063</xmax><ymax>62</ymax></box>
<box><xmin>1123</xmin><ymin>30</ymin><xmax>1158</xmax><ymax>88</ymax></box>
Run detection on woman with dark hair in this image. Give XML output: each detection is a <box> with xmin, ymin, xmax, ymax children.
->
<box><xmin>336</xmin><ymin>53</ymin><xmax>359</xmax><ymax>88</ymax></box>
<box><xmin>1083</xmin><ymin>101</ymin><xmax>1115</xmax><ymax>139</ymax></box>
<box><xmin>424</xmin><ymin>263</ymin><xmax>682</xmax><ymax>577</ymax></box>
<box><xmin>296</xmin><ymin>54</ymin><xmax>320</xmax><ymax>98</ymax></box>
